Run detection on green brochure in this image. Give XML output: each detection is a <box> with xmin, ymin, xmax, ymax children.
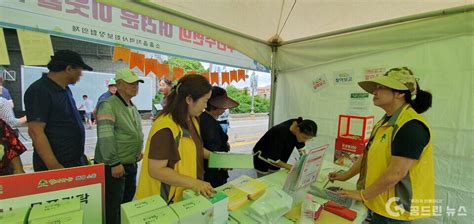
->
<box><xmin>128</xmin><ymin>206</ymin><xmax>179</xmax><ymax>224</ymax></box>
<box><xmin>0</xmin><ymin>207</ymin><xmax>29</xmax><ymax>224</ymax></box>
<box><xmin>121</xmin><ymin>195</ymin><xmax>167</xmax><ymax>224</ymax></box>
<box><xmin>209</xmin><ymin>152</ymin><xmax>254</xmax><ymax>169</ymax></box>
<box><xmin>28</xmin><ymin>198</ymin><xmax>81</xmax><ymax>223</ymax></box>
<box><xmin>170</xmin><ymin>195</ymin><xmax>213</xmax><ymax>224</ymax></box>
<box><xmin>32</xmin><ymin>210</ymin><xmax>83</xmax><ymax>224</ymax></box>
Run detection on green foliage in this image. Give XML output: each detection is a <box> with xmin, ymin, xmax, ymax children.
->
<box><xmin>226</xmin><ymin>86</ymin><xmax>270</xmax><ymax>113</ymax></box>
<box><xmin>153</xmin><ymin>92</ymin><xmax>163</xmax><ymax>104</ymax></box>
<box><xmin>254</xmin><ymin>95</ymin><xmax>270</xmax><ymax>113</ymax></box>
<box><xmin>165</xmin><ymin>57</ymin><xmax>206</xmax><ymax>76</ymax></box>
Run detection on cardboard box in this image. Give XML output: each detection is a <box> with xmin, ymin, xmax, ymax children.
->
<box><xmin>208</xmin><ymin>192</ymin><xmax>229</xmax><ymax>224</ymax></box>
<box><xmin>121</xmin><ymin>195</ymin><xmax>167</xmax><ymax>224</ymax></box>
<box><xmin>0</xmin><ymin>207</ymin><xmax>30</xmax><ymax>224</ymax></box>
<box><xmin>31</xmin><ymin>210</ymin><xmax>83</xmax><ymax>224</ymax></box>
<box><xmin>28</xmin><ymin>198</ymin><xmax>81</xmax><ymax>223</ymax></box>
<box><xmin>128</xmin><ymin>206</ymin><xmax>179</xmax><ymax>224</ymax></box>
<box><xmin>170</xmin><ymin>195</ymin><xmax>213</xmax><ymax>224</ymax></box>
<box><xmin>182</xmin><ymin>189</ymin><xmax>200</xmax><ymax>200</ymax></box>
<box><xmin>334</xmin><ymin>137</ymin><xmax>367</xmax><ymax>167</ymax></box>
<box><xmin>182</xmin><ymin>190</ymin><xmax>229</xmax><ymax>224</ymax></box>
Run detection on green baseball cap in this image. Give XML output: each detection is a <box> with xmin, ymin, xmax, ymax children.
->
<box><xmin>108</xmin><ymin>78</ymin><xmax>116</xmax><ymax>86</ymax></box>
<box><xmin>115</xmin><ymin>68</ymin><xmax>144</xmax><ymax>84</ymax></box>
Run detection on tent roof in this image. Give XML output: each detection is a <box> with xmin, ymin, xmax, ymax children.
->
<box><xmin>146</xmin><ymin>0</ymin><xmax>468</xmax><ymax>43</ymax></box>
<box><xmin>98</xmin><ymin>0</ymin><xmax>472</xmax><ymax>67</ymax></box>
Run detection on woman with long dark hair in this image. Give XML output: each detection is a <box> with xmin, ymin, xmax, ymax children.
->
<box><xmin>136</xmin><ymin>75</ymin><xmax>214</xmax><ymax>203</ymax></box>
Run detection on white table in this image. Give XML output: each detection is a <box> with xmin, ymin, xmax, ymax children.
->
<box><xmin>229</xmin><ymin>161</ymin><xmax>368</xmax><ymax>223</ymax></box>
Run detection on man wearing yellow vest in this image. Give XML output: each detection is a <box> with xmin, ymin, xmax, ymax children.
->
<box><xmin>136</xmin><ymin>74</ymin><xmax>214</xmax><ymax>203</ymax></box>
<box><xmin>329</xmin><ymin>67</ymin><xmax>435</xmax><ymax>223</ymax></box>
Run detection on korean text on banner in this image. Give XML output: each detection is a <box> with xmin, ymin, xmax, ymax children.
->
<box><xmin>0</xmin><ymin>1</ymin><xmax>268</xmax><ymax>71</ymax></box>
<box><xmin>0</xmin><ymin>164</ymin><xmax>105</xmax><ymax>223</ymax></box>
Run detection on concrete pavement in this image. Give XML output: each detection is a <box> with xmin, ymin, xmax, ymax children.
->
<box><xmin>18</xmin><ymin>115</ymin><xmax>269</xmax><ymax>175</ymax></box>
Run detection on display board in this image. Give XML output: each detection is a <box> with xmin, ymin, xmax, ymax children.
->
<box><xmin>0</xmin><ymin>164</ymin><xmax>105</xmax><ymax>223</ymax></box>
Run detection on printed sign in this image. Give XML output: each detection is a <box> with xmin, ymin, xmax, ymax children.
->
<box><xmin>333</xmin><ymin>69</ymin><xmax>354</xmax><ymax>85</ymax></box>
<box><xmin>348</xmin><ymin>92</ymin><xmax>370</xmax><ymax>115</ymax></box>
<box><xmin>0</xmin><ymin>164</ymin><xmax>105</xmax><ymax>223</ymax></box>
<box><xmin>364</xmin><ymin>67</ymin><xmax>386</xmax><ymax>81</ymax></box>
<box><xmin>0</xmin><ymin>1</ymin><xmax>268</xmax><ymax>72</ymax></box>
<box><xmin>283</xmin><ymin>145</ymin><xmax>328</xmax><ymax>192</ymax></box>
<box><xmin>312</xmin><ymin>74</ymin><xmax>329</xmax><ymax>93</ymax></box>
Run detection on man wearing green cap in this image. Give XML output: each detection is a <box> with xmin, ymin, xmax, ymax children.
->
<box><xmin>94</xmin><ymin>68</ymin><xmax>144</xmax><ymax>224</ymax></box>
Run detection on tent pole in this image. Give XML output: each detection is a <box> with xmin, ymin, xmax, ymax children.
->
<box><xmin>268</xmin><ymin>45</ymin><xmax>278</xmax><ymax>128</ymax></box>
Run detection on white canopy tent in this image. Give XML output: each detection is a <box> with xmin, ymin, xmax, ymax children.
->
<box><xmin>99</xmin><ymin>1</ymin><xmax>473</xmax><ymax>223</ymax></box>
<box><xmin>98</xmin><ymin>0</ymin><xmax>469</xmax><ymax>66</ymax></box>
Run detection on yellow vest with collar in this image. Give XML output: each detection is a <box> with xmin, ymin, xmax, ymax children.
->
<box><xmin>135</xmin><ymin>114</ymin><xmax>200</xmax><ymax>202</ymax></box>
<box><xmin>363</xmin><ymin>105</ymin><xmax>435</xmax><ymax>220</ymax></box>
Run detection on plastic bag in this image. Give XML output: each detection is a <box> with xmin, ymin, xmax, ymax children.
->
<box><xmin>247</xmin><ymin>187</ymin><xmax>293</xmax><ymax>224</ymax></box>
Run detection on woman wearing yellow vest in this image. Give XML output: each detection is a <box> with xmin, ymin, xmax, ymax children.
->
<box><xmin>329</xmin><ymin>67</ymin><xmax>435</xmax><ymax>223</ymax></box>
<box><xmin>136</xmin><ymin>74</ymin><xmax>214</xmax><ymax>203</ymax></box>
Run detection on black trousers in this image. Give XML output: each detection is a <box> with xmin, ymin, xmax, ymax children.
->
<box><xmin>104</xmin><ymin>164</ymin><xmax>137</xmax><ymax>224</ymax></box>
<box><xmin>204</xmin><ymin>167</ymin><xmax>229</xmax><ymax>188</ymax></box>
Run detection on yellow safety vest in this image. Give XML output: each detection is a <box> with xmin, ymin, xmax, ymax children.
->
<box><xmin>135</xmin><ymin>114</ymin><xmax>200</xmax><ymax>203</ymax></box>
<box><xmin>362</xmin><ymin>105</ymin><xmax>435</xmax><ymax>220</ymax></box>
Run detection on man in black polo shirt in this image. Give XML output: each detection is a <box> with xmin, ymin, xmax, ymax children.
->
<box><xmin>25</xmin><ymin>50</ymin><xmax>93</xmax><ymax>171</ymax></box>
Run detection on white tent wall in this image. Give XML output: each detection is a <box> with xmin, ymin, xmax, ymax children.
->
<box><xmin>273</xmin><ymin>14</ymin><xmax>473</xmax><ymax>223</ymax></box>
<box><xmin>276</xmin><ymin>11</ymin><xmax>474</xmax><ymax>72</ymax></box>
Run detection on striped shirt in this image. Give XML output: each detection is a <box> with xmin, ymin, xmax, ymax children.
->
<box><xmin>0</xmin><ymin>97</ymin><xmax>20</xmax><ymax>128</ymax></box>
<box><xmin>94</xmin><ymin>93</ymin><xmax>144</xmax><ymax>165</ymax></box>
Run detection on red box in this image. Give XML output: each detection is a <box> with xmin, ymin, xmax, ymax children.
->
<box><xmin>334</xmin><ymin>137</ymin><xmax>367</xmax><ymax>167</ymax></box>
<box><xmin>337</xmin><ymin>115</ymin><xmax>374</xmax><ymax>143</ymax></box>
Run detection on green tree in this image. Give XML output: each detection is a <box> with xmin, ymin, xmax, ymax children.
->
<box><xmin>153</xmin><ymin>57</ymin><xmax>202</xmax><ymax>108</ymax></box>
<box><xmin>226</xmin><ymin>86</ymin><xmax>270</xmax><ymax>113</ymax></box>
<box><xmin>254</xmin><ymin>95</ymin><xmax>270</xmax><ymax>113</ymax></box>
<box><xmin>166</xmin><ymin>57</ymin><xmax>206</xmax><ymax>75</ymax></box>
